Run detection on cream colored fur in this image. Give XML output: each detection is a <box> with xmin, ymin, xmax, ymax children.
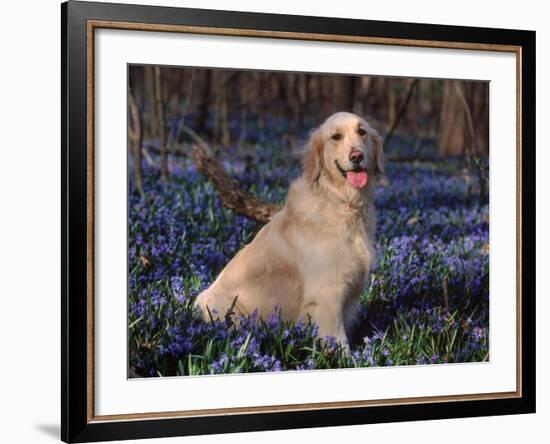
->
<box><xmin>194</xmin><ymin>112</ymin><xmax>384</xmax><ymax>348</ymax></box>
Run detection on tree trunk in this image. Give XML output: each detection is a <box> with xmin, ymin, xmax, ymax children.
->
<box><xmin>143</xmin><ymin>66</ymin><xmax>157</xmax><ymax>140</ymax></box>
<box><xmin>332</xmin><ymin>76</ymin><xmax>355</xmax><ymax>113</ymax></box>
<box><xmin>297</xmin><ymin>74</ymin><xmax>308</xmax><ymax>128</ymax></box>
<box><xmin>387</xmin><ymin>79</ymin><xmax>398</xmax><ymax>129</ymax></box>
<box><xmin>257</xmin><ymin>72</ymin><xmax>266</xmax><ymax>132</ymax></box>
<box><xmin>454</xmin><ymin>81</ymin><xmax>488</xmax><ymax>204</ymax></box>
<box><xmin>383</xmin><ymin>79</ymin><xmax>419</xmax><ymax>147</ymax></box>
<box><xmin>153</xmin><ymin>66</ymin><xmax>169</xmax><ymax>181</ymax></box>
<box><xmin>128</xmin><ymin>89</ymin><xmax>143</xmax><ymax>196</ymax></box>
<box><xmin>221</xmin><ymin>88</ymin><xmax>230</xmax><ymax>148</ymax></box>
<box><xmin>354</xmin><ymin>76</ymin><xmax>372</xmax><ymax>116</ymax></box>
<box><xmin>437</xmin><ymin>80</ymin><xmax>466</xmax><ymax>156</ymax></box>
<box><xmin>195</xmin><ymin>70</ymin><xmax>212</xmax><ymax>136</ymax></box>
<box><xmin>469</xmin><ymin>82</ymin><xmax>489</xmax><ymax>155</ymax></box>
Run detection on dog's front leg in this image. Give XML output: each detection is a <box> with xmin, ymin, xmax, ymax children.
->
<box><xmin>303</xmin><ymin>296</ymin><xmax>350</xmax><ymax>353</ymax></box>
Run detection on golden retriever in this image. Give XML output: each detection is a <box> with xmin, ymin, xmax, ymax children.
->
<box><xmin>194</xmin><ymin>112</ymin><xmax>384</xmax><ymax>349</ymax></box>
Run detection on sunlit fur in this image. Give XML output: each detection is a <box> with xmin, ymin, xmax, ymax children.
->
<box><xmin>195</xmin><ymin>112</ymin><xmax>385</xmax><ymax>348</ymax></box>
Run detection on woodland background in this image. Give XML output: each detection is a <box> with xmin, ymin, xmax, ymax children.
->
<box><xmin>127</xmin><ymin>66</ymin><xmax>489</xmax><ymax>190</ymax></box>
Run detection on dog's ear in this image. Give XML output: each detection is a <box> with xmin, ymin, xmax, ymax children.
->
<box><xmin>303</xmin><ymin>128</ymin><xmax>324</xmax><ymax>184</ymax></box>
<box><xmin>371</xmin><ymin>129</ymin><xmax>385</xmax><ymax>177</ymax></box>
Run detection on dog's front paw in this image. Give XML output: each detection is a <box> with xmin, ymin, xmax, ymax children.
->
<box><xmin>339</xmin><ymin>339</ymin><xmax>351</xmax><ymax>355</ymax></box>
<box><xmin>322</xmin><ymin>335</ymin><xmax>350</xmax><ymax>355</ymax></box>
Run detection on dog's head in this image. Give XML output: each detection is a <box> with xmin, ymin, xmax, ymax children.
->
<box><xmin>303</xmin><ymin>112</ymin><xmax>384</xmax><ymax>192</ymax></box>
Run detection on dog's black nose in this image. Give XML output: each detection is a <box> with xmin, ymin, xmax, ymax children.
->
<box><xmin>349</xmin><ymin>150</ymin><xmax>364</xmax><ymax>164</ymax></box>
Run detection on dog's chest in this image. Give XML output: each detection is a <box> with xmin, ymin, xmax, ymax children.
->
<box><xmin>338</xmin><ymin>222</ymin><xmax>374</xmax><ymax>272</ymax></box>
<box><xmin>302</xmin><ymin>218</ymin><xmax>374</xmax><ymax>282</ymax></box>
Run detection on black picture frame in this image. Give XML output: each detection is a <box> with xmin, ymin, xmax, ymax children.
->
<box><xmin>62</xmin><ymin>1</ymin><xmax>536</xmax><ymax>442</ymax></box>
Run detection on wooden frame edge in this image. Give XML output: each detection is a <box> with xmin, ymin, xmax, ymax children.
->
<box><xmin>85</xmin><ymin>18</ymin><xmax>524</xmax><ymax>424</ymax></box>
<box><xmin>516</xmin><ymin>46</ymin><xmax>523</xmax><ymax>399</ymax></box>
<box><xmin>90</xmin><ymin>391</ymin><xmax>520</xmax><ymax>423</ymax></box>
<box><xmin>89</xmin><ymin>19</ymin><xmax>521</xmax><ymax>53</ymax></box>
<box><xmin>86</xmin><ymin>18</ymin><xmax>95</xmax><ymax>424</ymax></box>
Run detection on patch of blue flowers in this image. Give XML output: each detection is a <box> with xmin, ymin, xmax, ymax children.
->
<box><xmin>128</xmin><ymin>140</ymin><xmax>489</xmax><ymax>377</ymax></box>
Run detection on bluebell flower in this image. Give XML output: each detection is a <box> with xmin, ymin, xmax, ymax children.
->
<box><xmin>128</xmin><ymin>133</ymin><xmax>489</xmax><ymax>377</ymax></box>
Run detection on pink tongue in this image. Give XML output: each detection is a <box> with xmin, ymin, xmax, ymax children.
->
<box><xmin>346</xmin><ymin>171</ymin><xmax>368</xmax><ymax>188</ymax></box>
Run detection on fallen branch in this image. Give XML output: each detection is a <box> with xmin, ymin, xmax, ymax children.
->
<box><xmin>191</xmin><ymin>144</ymin><xmax>282</xmax><ymax>223</ymax></box>
<box><xmin>180</xmin><ymin>122</ymin><xmax>281</xmax><ymax>223</ymax></box>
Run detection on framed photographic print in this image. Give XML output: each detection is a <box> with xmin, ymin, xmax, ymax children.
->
<box><xmin>61</xmin><ymin>0</ymin><xmax>536</xmax><ymax>442</ymax></box>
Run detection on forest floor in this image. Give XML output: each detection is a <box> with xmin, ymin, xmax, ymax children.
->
<box><xmin>128</xmin><ymin>139</ymin><xmax>489</xmax><ymax>377</ymax></box>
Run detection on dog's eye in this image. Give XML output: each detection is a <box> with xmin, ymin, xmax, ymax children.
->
<box><xmin>358</xmin><ymin>128</ymin><xmax>366</xmax><ymax>136</ymax></box>
<box><xmin>331</xmin><ymin>133</ymin><xmax>342</xmax><ymax>141</ymax></box>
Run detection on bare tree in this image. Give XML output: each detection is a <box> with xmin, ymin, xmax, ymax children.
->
<box><xmin>153</xmin><ymin>66</ymin><xmax>169</xmax><ymax>182</ymax></box>
<box><xmin>128</xmin><ymin>89</ymin><xmax>144</xmax><ymax>196</ymax></box>
<box><xmin>332</xmin><ymin>76</ymin><xmax>356</xmax><ymax>113</ymax></box>
<box><xmin>384</xmin><ymin>79</ymin><xmax>419</xmax><ymax>147</ymax></box>
<box><xmin>195</xmin><ymin>70</ymin><xmax>212</xmax><ymax>136</ymax></box>
<box><xmin>454</xmin><ymin>81</ymin><xmax>488</xmax><ymax>204</ymax></box>
<box><xmin>437</xmin><ymin>80</ymin><xmax>467</xmax><ymax>156</ymax></box>
<box><xmin>143</xmin><ymin>66</ymin><xmax>157</xmax><ymax>140</ymax></box>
